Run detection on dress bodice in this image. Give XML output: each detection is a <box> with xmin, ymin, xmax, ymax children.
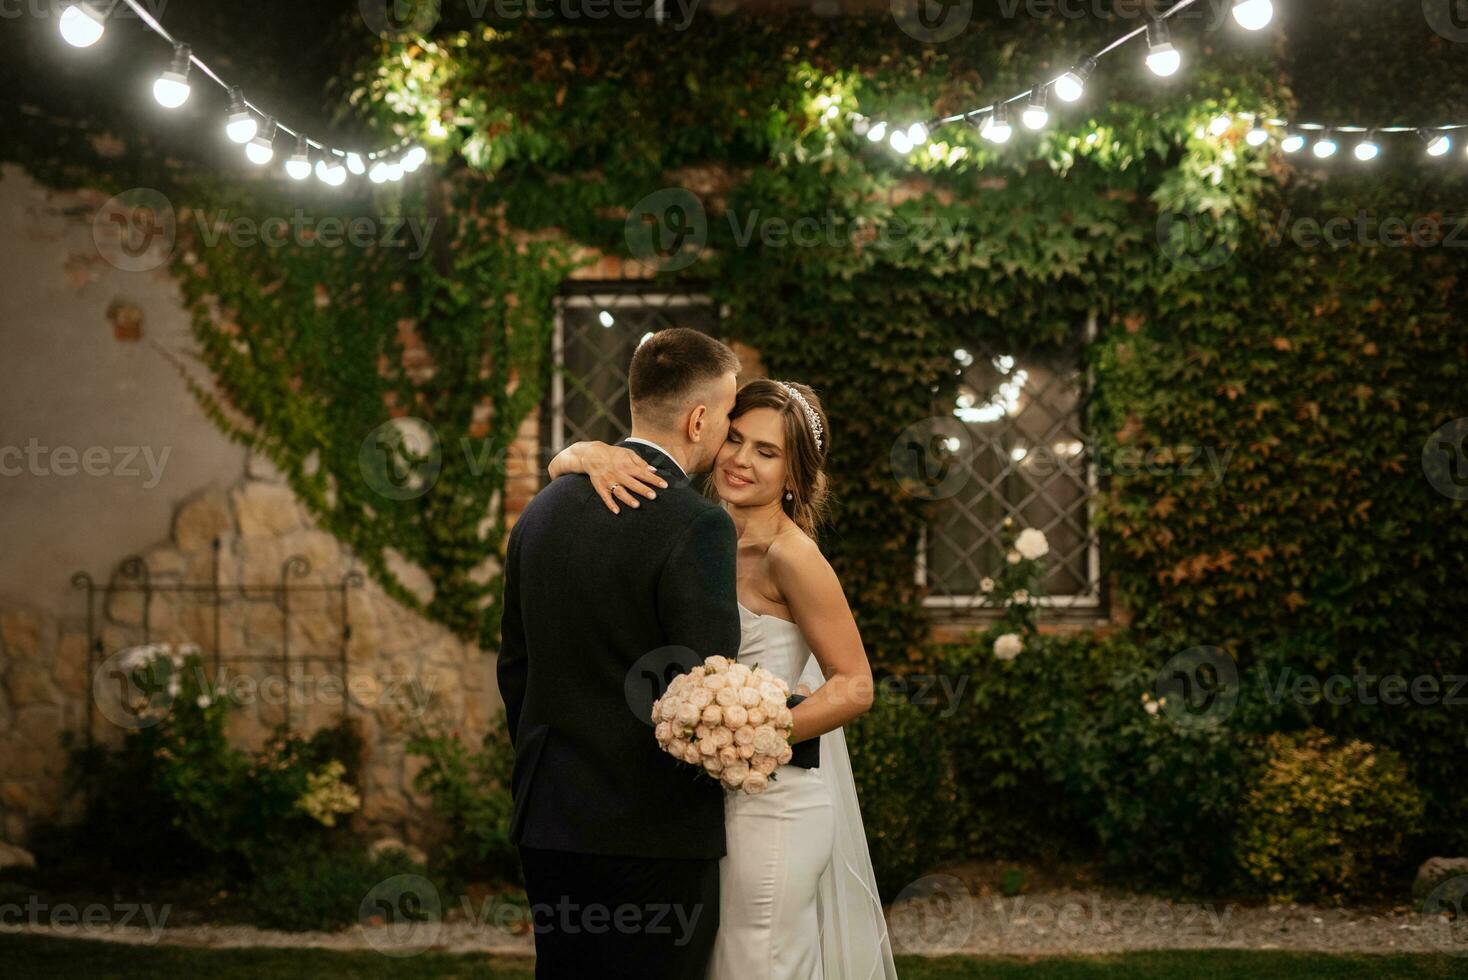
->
<box><xmin>736</xmin><ymin>602</ymin><xmax>813</xmax><ymax>692</ymax></box>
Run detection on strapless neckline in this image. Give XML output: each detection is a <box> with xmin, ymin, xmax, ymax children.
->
<box><xmin>737</xmin><ymin>601</ymin><xmax>799</xmax><ymax>628</ymax></box>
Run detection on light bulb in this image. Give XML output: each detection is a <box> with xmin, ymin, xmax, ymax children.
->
<box><xmin>245</xmin><ymin>117</ymin><xmax>276</xmax><ymax>165</ymax></box>
<box><xmin>345</xmin><ymin>153</ymin><xmax>366</xmax><ymax>175</ymax></box>
<box><xmin>1245</xmin><ymin>124</ymin><xmax>1269</xmax><ymax>146</ymax></box>
<box><xmin>1208</xmin><ymin>113</ymin><xmax>1232</xmax><ymax>137</ymax></box>
<box><xmin>1312</xmin><ymin>130</ymin><xmax>1337</xmax><ymax>158</ymax></box>
<box><xmin>385</xmin><ymin>161</ymin><xmax>404</xmax><ymax>181</ymax></box>
<box><xmin>225</xmin><ymin>88</ymin><xmax>257</xmax><ymax>144</ymax></box>
<box><xmin>866</xmin><ymin>121</ymin><xmax>887</xmax><ymax>143</ymax></box>
<box><xmin>402</xmin><ymin>146</ymin><xmax>428</xmax><ymax>171</ymax></box>
<box><xmin>888</xmin><ymin>129</ymin><xmax>912</xmax><ymax>153</ymax></box>
<box><xmin>285</xmin><ymin>135</ymin><xmax>311</xmax><ymax>180</ymax></box>
<box><xmin>1021</xmin><ymin>85</ymin><xmax>1049</xmax><ymax>131</ymax></box>
<box><xmin>1054</xmin><ymin>58</ymin><xmax>1095</xmax><ymax>104</ymax></box>
<box><xmin>153</xmin><ymin>44</ymin><xmax>192</xmax><ymax>109</ymax></box>
<box><xmin>1231</xmin><ymin>0</ymin><xmax>1274</xmax><ymax>31</ymax></box>
<box><xmin>1353</xmin><ymin>133</ymin><xmax>1379</xmax><ymax>162</ymax></box>
<box><xmin>906</xmin><ymin>122</ymin><xmax>928</xmax><ymax>145</ymax></box>
<box><xmin>1421</xmin><ymin>130</ymin><xmax>1451</xmax><ymax>157</ymax></box>
<box><xmin>981</xmin><ymin>104</ymin><xmax>1012</xmax><ymax>144</ymax></box>
<box><xmin>598</xmin><ymin>310</ymin><xmax>615</xmax><ymax>328</ymax></box>
<box><xmin>368</xmin><ymin>162</ymin><xmax>389</xmax><ymax>183</ymax></box>
<box><xmin>59</xmin><ymin>2</ymin><xmax>106</xmax><ymax>48</ymax></box>
<box><xmin>1281</xmin><ymin>132</ymin><xmax>1305</xmax><ymax>154</ymax></box>
<box><xmin>1145</xmin><ymin>22</ymin><xmax>1181</xmax><ymax>78</ymax></box>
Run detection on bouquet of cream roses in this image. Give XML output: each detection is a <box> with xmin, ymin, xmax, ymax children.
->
<box><xmin>652</xmin><ymin>654</ymin><xmax>794</xmax><ymax>795</ymax></box>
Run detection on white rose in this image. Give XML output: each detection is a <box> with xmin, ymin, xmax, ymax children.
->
<box><xmin>721</xmin><ymin>761</ymin><xmax>750</xmax><ymax>788</ymax></box>
<box><xmin>1144</xmin><ymin>700</ymin><xmax>1160</xmax><ymax>716</ymax></box>
<box><xmin>980</xmin><ymin>577</ymin><xmax>995</xmax><ymax>593</ymax></box>
<box><xmin>701</xmin><ymin>705</ymin><xmax>723</xmax><ymax>726</ymax></box>
<box><xmin>774</xmin><ymin>706</ymin><xmax>793</xmax><ymax>729</ymax></box>
<box><xmin>739</xmin><ymin>743</ymin><xmax>756</xmax><ymax>759</ymax></box>
<box><xmin>683</xmin><ymin>745</ymin><xmax>702</xmax><ymax>764</ymax></box>
<box><xmin>776</xmin><ymin>743</ymin><xmax>792</xmax><ymax>765</ymax></box>
<box><xmin>752</xmin><ymin>755</ymin><xmax>778</xmax><ymax>775</ymax></box>
<box><xmin>737</xmin><ymin>686</ymin><xmax>761</xmax><ymax>708</ymax></box>
<box><xmin>1015</xmin><ymin>528</ymin><xmax>1050</xmax><ymax>560</ymax></box>
<box><xmin>993</xmin><ymin>632</ymin><xmax>1024</xmax><ymax>660</ymax></box>
<box><xmin>705</xmin><ymin>673</ymin><xmax>728</xmax><ymax>691</ymax></box>
<box><xmin>654</xmin><ymin>721</ymin><xmax>671</xmax><ymax>743</ymax></box>
<box><xmin>752</xmin><ymin>726</ymin><xmax>783</xmax><ymax>756</ymax></box>
<box><xmin>760</xmin><ymin>698</ymin><xmax>784</xmax><ymax>719</ymax></box>
<box><xmin>689</xmin><ymin>687</ymin><xmax>714</xmax><ymax>709</ymax></box>
<box><xmin>719</xmin><ymin>745</ymin><xmax>740</xmax><ymax>766</ymax></box>
<box><xmin>1006</xmin><ymin>549</ymin><xmax>1022</xmax><ymax>564</ymax></box>
<box><xmin>703</xmin><ymin>756</ymin><xmax>723</xmax><ymax>774</ymax></box>
<box><xmin>715</xmin><ymin>687</ymin><xmax>739</xmax><ymax>707</ymax></box>
<box><xmin>676</xmin><ymin>702</ymin><xmax>700</xmax><ymax>726</ymax></box>
<box><xmin>742</xmin><ymin>771</ymin><xmax>769</xmax><ymax>795</ymax></box>
<box><xmin>712</xmin><ymin>726</ymin><xmax>734</xmax><ymax>748</ymax></box>
<box><xmin>658</xmin><ymin>699</ymin><xmax>679</xmax><ymax>722</ymax></box>
<box><xmin>723</xmin><ymin>704</ymin><xmax>748</xmax><ymax>729</ymax></box>
<box><xmin>733</xmin><ymin>725</ymin><xmax>756</xmax><ymax>746</ymax></box>
<box><xmin>698</xmin><ymin>737</ymin><xmax>718</xmax><ymax>757</ymax></box>
<box><xmin>759</xmin><ymin>682</ymin><xmax>785</xmax><ymax>703</ymax></box>
<box><xmin>694</xmin><ymin>723</ymin><xmax>711</xmax><ymax>740</ymax></box>
<box><xmin>753</xmin><ymin>666</ymin><xmax>775</xmax><ymax>683</ymax></box>
<box><xmin>705</xmin><ymin>656</ymin><xmax>730</xmax><ymax>672</ymax></box>
<box><xmin>1010</xmin><ymin>589</ymin><xmax>1029</xmax><ymax>605</ymax></box>
<box><xmin>727</xmin><ymin>664</ymin><xmax>753</xmax><ymax>687</ymax></box>
<box><xmin>747</xmin><ymin>708</ymin><xmax>766</xmax><ymax>727</ymax></box>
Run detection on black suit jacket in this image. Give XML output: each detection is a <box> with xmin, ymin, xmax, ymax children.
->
<box><xmin>496</xmin><ymin>439</ymin><xmax>740</xmax><ymax>860</ymax></box>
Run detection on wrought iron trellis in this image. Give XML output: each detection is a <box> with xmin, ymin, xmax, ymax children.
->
<box><xmin>71</xmin><ymin>537</ymin><xmax>364</xmax><ymax>748</ymax></box>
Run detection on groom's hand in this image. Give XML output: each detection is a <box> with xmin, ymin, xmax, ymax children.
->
<box><xmin>784</xmin><ymin>694</ymin><xmax>821</xmax><ymax>769</ymax></box>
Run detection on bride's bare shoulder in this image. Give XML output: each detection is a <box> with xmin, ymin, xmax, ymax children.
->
<box><xmin>766</xmin><ymin>523</ymin><xmax>830</xmax><ymax>580</ymax></box>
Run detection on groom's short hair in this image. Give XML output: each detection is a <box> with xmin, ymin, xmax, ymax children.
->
<box><xmin>629</xmin><ymin>328</ymin><xmax>740</xmax><ymax>430</ymax></box>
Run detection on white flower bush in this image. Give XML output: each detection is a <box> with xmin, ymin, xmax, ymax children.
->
<box><xmin>993</xmin><ymin>632</ymin><xmax>1024</xmax><ymax>661</ymax></box>
<box><xmin>1015</xmin><ymin>528</ymin><xmax>1050</xmax><ymax>560</ymax></box>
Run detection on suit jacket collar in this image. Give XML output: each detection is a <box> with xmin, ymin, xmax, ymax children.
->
<box><xmin>617</xmin><ymin>438</ymin><xmax>695</xmax><ymax>490</ymax></box>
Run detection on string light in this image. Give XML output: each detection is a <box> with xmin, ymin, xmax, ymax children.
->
<box><xmin>1208</xmin><ymin>112</ymin><xmax>1232</xmax><ymax>137</ymax></box>
<box><xmin>225</xmin><ymin>87</ymin><xmax>257</xmax><ymax>144</ymax></box>
<box><xmin>245</xmin><ymin>116</ymin><xmax>276</xmax><ymax>165</ymax></box>
<box><xmin>1144</xmin><ymin>21</ymin><xmax>1181</xmax><ymax>78</ymax></box>
<box><xmin>59</xmin><ymin>1</ymin><xmax>109</xmax><ymax>48</ymax></box>
<box><xmin>1421</xmin><ymin>129</ymin><xmax>1451</xmax><ymax>156</ymax></box>
<box><xmin>906</xmin><ymin>122</ymin><xmax>929</xmax><ymax>146</ymax></box>
<box><xmin>1231</xmin><ymin>0</ymin><xmax>1274</xmax><ymax>31</ymax></box>
<box><xmin>1311</xmin><ymin>128</ymin><xmax>1338</xmax><ymax>158</ymax></box>
<box><xmin>1281</xmin><ymin>131</ymin><xmax>1306</xmax><ymax>153</ymax></box>
<box><xmin>1353</xmin><ymin>131</ymin><xmax>1379</xmax><ymax>162</ymax></box>
<box><xmin>61</xmin><ymin>0</ymin><xmax>415</xmax><ymax>185</ymax></box>
<box><xmin>153</xmin><ymin>43</ymin><xmax>192</xmax><ymax>109</ymax></box>
<box><xmin>1245</xmin><ymin>120</ymin><xmax>1270</xmax><ymax>146</ymax></box>
<box><xmin>980</xmin><ymin>103</ymin><xmax>1013</xmax><ymax>144</ymax></box>
<box><xmin>1022</xmin><ymin>86</ymin><xmax>1049</xmax><ymax>131</ymax></box>
<box><xmin>1054</xmin><ymin>58</ymin><xmax>1095</xmax><ymax>104</ymax></box>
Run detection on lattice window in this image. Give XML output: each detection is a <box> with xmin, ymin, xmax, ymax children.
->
<box><xmin>917</xmin><ymin>319</ymin><xmax>1101</xmax><ymax>615</ymax></box>
<box><xmin>545</xmin><ymin>288</ymin><xmax>720</xmax><ymax>460</ymax></box>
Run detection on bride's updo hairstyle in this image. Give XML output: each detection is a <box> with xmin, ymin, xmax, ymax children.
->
<box><xmin>723</xmin><ymin>379</ymin><xmax>831</xmax><ymax>538</ymax></box>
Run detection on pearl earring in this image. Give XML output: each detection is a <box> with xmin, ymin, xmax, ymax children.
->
<box><xmin>784</xmin><ymin>490</ymin><xmax>794</xmax><ymax>501</ymax></box>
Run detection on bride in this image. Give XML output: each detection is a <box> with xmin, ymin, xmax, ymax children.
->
<box><xmin>549</xmin><ymin>378</ymin><xmax>899</xmax><ymax>980</ymax></box>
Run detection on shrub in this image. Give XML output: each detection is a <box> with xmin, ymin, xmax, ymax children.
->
<box><xmin>846</xmin><ymin>689</ymin><xmax>953</xmax><ymax>901</ymax></box>
<box><xmin>405</xmin><ymin>714</ymin><xmax>520</xmax><ymax>887</ymax></box>
<box><xmin>243</xmin><ymin>837</ymin><xmax>428</xmax><ymax>932</ymax></box>
<box><xmin>1237</xmin><ymin>729</ymin><xmax>1425</xmax><ymax>903</ymax></box>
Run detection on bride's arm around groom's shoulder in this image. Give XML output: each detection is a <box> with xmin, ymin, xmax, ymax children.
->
<box><xmin>769</xmin><ymin>534</ymin><xmax>875</xmax><ymax>742</ymax></box>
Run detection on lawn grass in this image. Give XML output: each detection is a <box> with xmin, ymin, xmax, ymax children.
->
<box><xmin>0</xmin><ymin>933</ymin><xmax>1460</xmax><ymax>978</ymax></box>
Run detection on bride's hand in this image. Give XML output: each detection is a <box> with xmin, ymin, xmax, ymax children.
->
<box><xmin>550</xmin><ymin>442</ymin><xmax>668</xmax><ymax>514</ymax></box>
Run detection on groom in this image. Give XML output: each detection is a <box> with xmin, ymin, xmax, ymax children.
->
<box><xmin>497</xmin><ymin>328</ymin><xmax>743</xmax><ymax>978</ymax></box>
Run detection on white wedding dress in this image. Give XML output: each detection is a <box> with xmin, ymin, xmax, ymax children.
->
<box><xmin>707</xmin><ymin>603</ymin><xmax>898</xmax><ymax>980</ymax></box>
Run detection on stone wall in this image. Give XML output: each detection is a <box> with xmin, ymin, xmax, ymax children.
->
<box><xmin>0</xmin><ymin>456</ymin><xmax>498</xmax><ymax>850</ymax></box>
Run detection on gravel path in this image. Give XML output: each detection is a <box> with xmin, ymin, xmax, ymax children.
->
<box><xmin>4</xmin><ymin>889</ymin><xmax>1462</xmax><ymax>958</ymax></box>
